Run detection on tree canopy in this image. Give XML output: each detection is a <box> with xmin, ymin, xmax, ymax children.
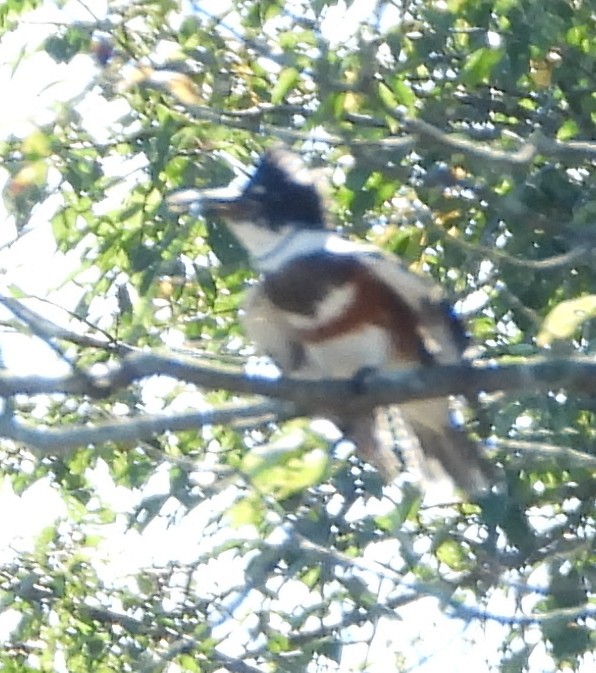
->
<box><xmin>0</xmin><ymin>1</ymin><xmax>594</xmax><ymax>672</ymax></box>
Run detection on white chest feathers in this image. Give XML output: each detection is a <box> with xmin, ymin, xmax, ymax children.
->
<box><xmin>242</xmin><ymin>282</ymin><xmax>396</xmax><ymax>378</ymax></box>
<box><xmin>301</xmin><ymin>324</ymin><xmax>394</xmax><ymax>378</ymax></box>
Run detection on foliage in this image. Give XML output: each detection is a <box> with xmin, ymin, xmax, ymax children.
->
<box><xmin>0</xmin><ymin>1</ymin><xmax>594</xmax><ymax>672</ymax></box>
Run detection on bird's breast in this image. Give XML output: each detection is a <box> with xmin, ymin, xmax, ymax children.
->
<box><xmin>261</xmin><ymin>252</ymin><xmax>430</xmax><ymax>375</ymax></box>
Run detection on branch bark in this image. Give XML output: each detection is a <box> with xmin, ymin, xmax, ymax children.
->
<box><xmin>1</xmin><ymin>351</ymin><xmax>596</xmax><ymax>404</ymax></box>
<box><xmin>0</xmin><ymin>399</ymin><xmax>285</xmax><ymax>454</ymax></box>
<box><xmin>2</xmin><ymin>351</ymin><xmax>596</xmax><ymax>455</ymax></box>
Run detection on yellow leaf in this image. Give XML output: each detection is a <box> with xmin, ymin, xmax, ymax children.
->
<box><xmin>154</xmin><ymin>71</ymin><xmax>203</xmax><ymax>106</ymax></box>
<box><xmin>117</xmin><ymin>65</ymin><xmax>154</xmax><ymax>91</ymax></box>
<box><xmin>118</xmin><ymin>67</ymin><xmax>203</xmax><ymax>106</ymax></box>
<box><xmin>343</xmin><ymin>91</ymin><xmax>360</xmax><ymax>113</ymax></box>
<box><xmin>7</xmin><ymin>161</ymin><xmax>48</xmax><ymax>196</ymax></box>
<box><xmin>537</xmin><ymin>295</ymin><xmax>596</xmax><ymax>346</ymax></box>
<box><xmin>530</xmin><ymin>59</ymin><xmax>552</xmax><ymax>88</ymax></box>
<box><xmin>22</xmin><ymin>130</ymin><xmax>51</xmax><ymax>158</ymax></box>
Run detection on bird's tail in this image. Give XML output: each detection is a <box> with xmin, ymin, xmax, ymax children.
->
<box><xmin>342</xmin><ymin>414</ymin><xmax>402</xmax><ymax>482</ymax></box>
<box><xmin>399</xmin><ymin>399</ymin><xmax>493</xmax><ymax>496</ymax></box>
<box><xmin>343</xmin><ymin>399</ymin><xmax>494</xmax><ymax>498</ymax></box>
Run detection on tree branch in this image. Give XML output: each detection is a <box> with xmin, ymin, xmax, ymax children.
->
<box><xmin>495</xmin><ymin>438</ymin><xmax>596</xmax><ymax>469</ymax></box>
<box><xmin>2</xmin><ymin>352</ymin><xmax>596</xmax><ymax>454</ymax></box>
<box><xmin>1</xmin><ymin>351</ymin><xmax>596</xmax><ymax>404</ymax></box>
<box><xmin>169</xmin><ymin>90</ymin><xmax>596</xmax><ymax>165</ymax></box>
<box><xmin>0</xmin><ymin>399</ymin><xmax>285</xmax><ymax>454</ymax></box>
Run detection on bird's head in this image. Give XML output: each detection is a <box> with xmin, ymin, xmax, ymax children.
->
<box><xmin>169</xmin><ymin>147</ymin><xmax>328</xmax><ymax>265</ymax></box>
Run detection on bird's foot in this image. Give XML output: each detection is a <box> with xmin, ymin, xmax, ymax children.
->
<box><xmin>351</xmin><ymin>366</ymin><xmax>378</xmax><ymax>395</ymax></box>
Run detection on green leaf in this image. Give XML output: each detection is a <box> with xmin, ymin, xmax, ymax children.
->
<box><xmin>392</xmin><ymin>78</ymin><xmax>417</xmax><ymax>110</ymax></box>
<box><xmin>226</xmin><ymin>493</ymin><xmax>266</xmax><ymax>527</ymax></box>
<box><xmin>206</xmin><ymin>219</ymin><xmax>248</xmax><ymax>270</ymax></box>
<box><xmin>271</xmin><ymin>67</ymin><xmax>300</xmax><ymax>104</ymax></box>
<box><xmin>463</xmin><ymin>47</ymin><xmax>504</xmax><ymax>84</ymax></box>
<box><xmin>44</xmin><ymin>27</ymin><xmax>89</xmax><ymax>62</ymax></box>
<box><xmin>556</xmin><ymin>119</ymin><xmax>579</xmax><ymax>140</ymax></box>
<box><xmin>436</xmin><ymin>539</ymin><xmax>469</xmax><ymax>571</ymax></box>
<box><xmin>241</xmin><ymin>433</ymin><xmax>328</xmax><ymax>500</ymax></box>
<box><xmin>377</xmin><ymin>81</ymin><xmax>398</xmax><ymax>109</ymax></box>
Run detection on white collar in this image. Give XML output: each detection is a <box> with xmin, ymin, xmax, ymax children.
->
<box><xmin>255</xmin><ymin>229</ymin><xmax>367</xmax><ymax>274</ymax></box>
<box><xmin>254</xmin><ymin>229</ymin><xmax>331</xmax><ymax>272</ymax></box>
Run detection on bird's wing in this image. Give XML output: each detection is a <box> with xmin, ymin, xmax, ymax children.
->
<box><xmin>347</xmin><ymin>246</ymin><xmax>469</xmax><ymax>364</ymax></box>
<box><xmin>340</xmin><ymin>245</ymin><xmax>494</xmax><ymax>495</ymax></box>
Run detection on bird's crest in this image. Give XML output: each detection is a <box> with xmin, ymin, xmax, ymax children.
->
<box><xmin>240</xmin><ymin>146</ymin><xmax>328</xmax><ymax>230</ymax></box>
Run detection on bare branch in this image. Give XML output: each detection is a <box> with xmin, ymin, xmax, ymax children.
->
<box><xmin>399</xmin><ymin>115</ymin><xmax>539</xmax><ymax>166</ymax></box>
<box><xmin>271</xmin><ymin>532</ymin><xmax>596</xmax><ymax>632</ymax></box>
<box><xmin>373</xmin><ymin>112</ymin><xmax>596</xmax><ymax>164</ymax></box>
<box><xmin>446</xmin><ymin>601</ymin><xmax>595</xmax><ymax>627</ymax></box>
<box><xmin>152</xmin><ymin>78</ymin><xmax>596</xmax><ymax>165</ymax></box>
<box><xmin>423</xmin><ymin>219</ymin><xmax>592</xmax><ymax>271</ymax></box>
<box><xmin>2</xmin><ymin>352</ymin><xmax>596</xmax><ymax>455</ymax></box>
<box><xmin>0</xmin><ymin>294</ymin><xmax>132</xmax><ymax>354</ymax></box>
<box><xmin>533</xmin><ymin>133</ymin><xmax>596</xmax><ymax>162</ymax></box>
<box><xmin>190</xmin><ymin>99</ymin><xmax>596</xmax><ymax>165</ymax></box>
<box><xmin>0</xmin><ymin>399</ymin><xmax>284</xmax><ymax>454</ymax></box>
<box><xmin>2</xmin><ymin>351</ymin><xmax>596</xmax><ymax>405</ymax></box>
<box><xmin>496</xmin><ymin>438</ymin><xmax>596</xmax><ymax>469</ymax></box>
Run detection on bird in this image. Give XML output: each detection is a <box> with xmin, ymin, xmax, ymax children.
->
<box><xmin>169</xmin><ymin>146</ymin><xmax>494</xmax><ymax>497</ymax></box>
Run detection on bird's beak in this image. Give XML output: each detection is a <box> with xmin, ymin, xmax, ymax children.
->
<box><xmin>167</xmin><ymin>187</ymin><xmax>248</xmax><ymax>219</ymax></box>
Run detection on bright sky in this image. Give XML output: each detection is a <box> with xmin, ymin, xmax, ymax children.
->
<box><xmin>0</xmin><ymin>2</ymin><xmax>588</xmax><ymax>673</ymax></box>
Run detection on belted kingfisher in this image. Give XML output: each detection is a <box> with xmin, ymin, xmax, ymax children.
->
<box><xmin>170</xmin><ymin>147</ymin><xmax>493</xmax><ymax>496</ymax></box>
